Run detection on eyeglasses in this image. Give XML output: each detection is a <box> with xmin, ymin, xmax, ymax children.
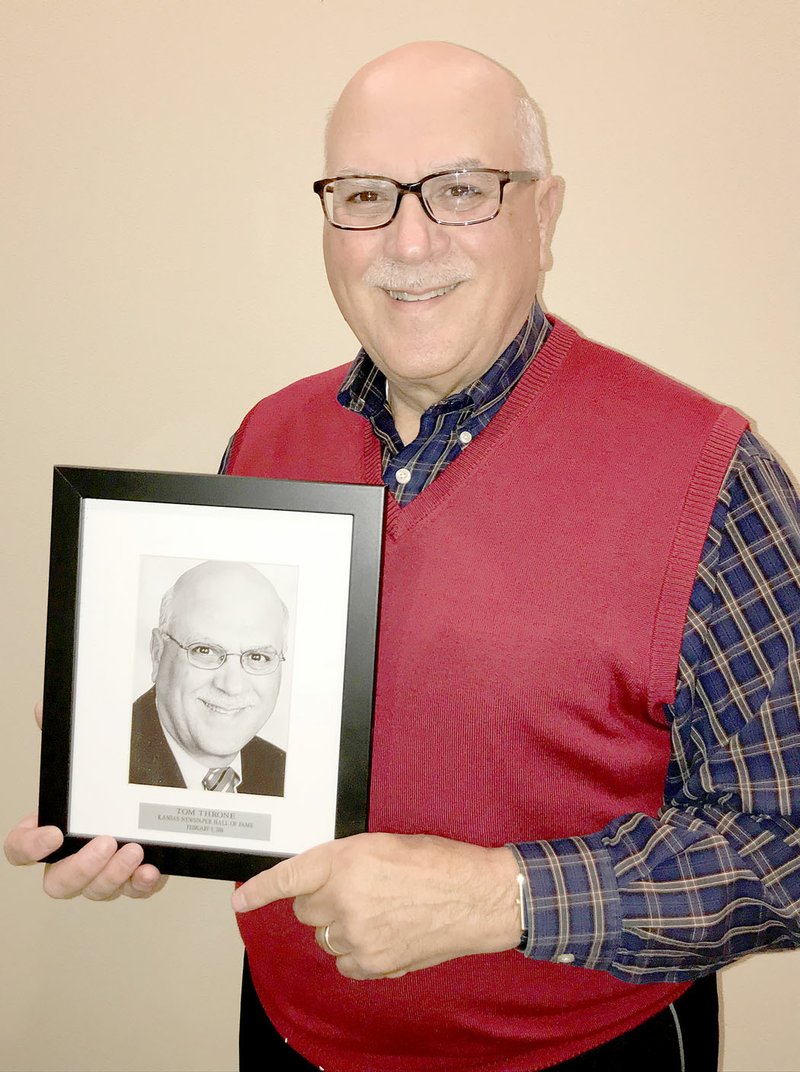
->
<box><xmin>161</xmin><ymin>631</ymin><xmax>285</xmax><ymax>676</ymax></box>
<box><xmin>312</xmin><ymin>168</ymin><xmax>536</xmax><ymax>230</ymax></box>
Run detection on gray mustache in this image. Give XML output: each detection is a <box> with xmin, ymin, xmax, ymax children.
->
<box><xmin>363</xmin><ymin>262</ymin><xmax>474</xmax><ymax>291</ymax></box>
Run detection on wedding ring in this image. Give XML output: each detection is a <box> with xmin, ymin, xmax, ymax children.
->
<box><xmin>319</xmin><ymin>923</ymin><xmax>346</xmax><ymax>957</ymax></box>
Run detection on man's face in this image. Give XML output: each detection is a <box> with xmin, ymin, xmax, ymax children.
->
<box><xmin>322</xmin><ymin>51</ymin><xmax>556</xmax><ymax>401</ymax></box>
<box><xmin>151</xmin><ymin>566</ymin><xmax>285</xmax><ymax>767</ymax></box>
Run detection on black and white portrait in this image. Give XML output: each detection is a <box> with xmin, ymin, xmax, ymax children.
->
<box><xmin>129</xmin><ymin>558</ymin><xmax>294</xmax><ymax>797</ymax></box>
<box><xmin>57</xmin><ymin>491</ymin><xmax>358</xmax><ymax>861</ymax></box>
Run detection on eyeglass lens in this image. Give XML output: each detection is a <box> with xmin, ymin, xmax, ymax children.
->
<box><xmin>184</xmin><ymin>641</ymin><xmax>282</xmax><ymax>675</ymax></box>
<box><xmin>322</xmin><ymin>170</ymin><xmax>504</xmax><ymax>228</ymax></box>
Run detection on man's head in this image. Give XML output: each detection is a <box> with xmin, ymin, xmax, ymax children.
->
<box><xmin>320</xmin><ymin>41</ymin><xmax>558</xmax><ymax>406</ymax></box>
<box><xmin>150</xmin><ymin>561</ymin><xmax>288</xmax><ymax>767</ymax></box>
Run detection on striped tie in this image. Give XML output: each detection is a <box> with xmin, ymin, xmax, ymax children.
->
<box><xmin>202</xmin><ymin>766</ymin><xmax>240</xmax><ymax>793</ymax></box>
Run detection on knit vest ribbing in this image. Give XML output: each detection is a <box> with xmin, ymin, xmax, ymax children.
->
<box><xmin>230</xmin><ymin>320</ymin><xmax>747</xmax><ymax>1071</ymax></box>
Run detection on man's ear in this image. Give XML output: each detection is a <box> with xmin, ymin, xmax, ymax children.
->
<box><xmin>535</xmin><ymin>176</ymin><xmax>562</xmax><ymax>271</ymax></box>
<box><xmin>150</xmin><ymin>628</ymin><xmax>165</xmax><ymax>683</ymax></box>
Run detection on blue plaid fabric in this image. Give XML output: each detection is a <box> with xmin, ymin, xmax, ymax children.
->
<box><xmin>222</xmin><ymin>314</ymin><xmax>799</xmax><ymax>983</ymax></box>
<box><xmin>511</xmin><ymin>430</ymin><xmax>800</xmax><ymax>981</ymax></box>
<box><xmin>337</xmin><ymin>302</ymin><xmax>551</xmax><ymax>504</ymax></box>
<box><xmin>338</xmin><ymin>326</ymin><xmax>800</xmax><ymax>982</ymax></box>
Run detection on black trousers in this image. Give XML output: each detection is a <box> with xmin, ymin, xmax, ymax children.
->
<box><xmin>239</xmin><ymin>955</ymin><xmax>719</xmax><ymax>1071</ymax></box>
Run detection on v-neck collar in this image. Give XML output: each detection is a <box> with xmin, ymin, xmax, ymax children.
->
<box><xmin>363</xmin><ymin>318</ymin><xmax>578</xmax><ymax>542</ymax></box>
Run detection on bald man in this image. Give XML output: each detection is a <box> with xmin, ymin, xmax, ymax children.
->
<box><xmin>129</xmin><ymin>561</ymin><xmax>287</xmax><ymax>797</ymax></box>
<box><xmin>6</xmin><ymin>40</ymin><xmax>799</xmax><ymax>1072</ymax></box>
<box><xmin>227</xmin><ymin>42</ymin><xmax>798</xmax><ymax>1071</ymax></box>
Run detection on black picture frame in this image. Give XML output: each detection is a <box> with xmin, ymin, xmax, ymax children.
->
<box><xmin>38</xmin><ymin>466</ymin><xmax>384</xmax><ymax>881</ymax></box>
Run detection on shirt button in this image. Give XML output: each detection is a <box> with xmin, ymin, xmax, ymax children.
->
<box><xmin>556</xmin><ymin>953</ymin><xmax>575</xmax><ymax>965</ymax></box>
<box><xmin>458</xmin><ymin>430</ymin><xmax>473</xmax><ymax>446</ymax></box>
<box><xmin>396</xmin><ymin>468</ymin><xmax>412</xmax><ymax>485</ymax></box>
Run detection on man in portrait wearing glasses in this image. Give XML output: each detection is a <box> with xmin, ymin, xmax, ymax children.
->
<box><xmin>128</xmin><ymin>560</ymin><xmax>288</xmax><ymax>797</ymax></box>
<box><xmin>6</xmin><ymin>39</ymin><xmax>798</xmax><ymax>1072</ymax></box>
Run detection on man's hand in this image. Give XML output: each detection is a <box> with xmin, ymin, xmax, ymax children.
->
<box><xmin>4</xmin><ymin>815</ymin><xmax>167</xmax><ymax>899</ymax></box>
<box><xmin>3</xmin><ymin>702</ymin><xmax>168</xmax><ymax>901</ymax></box>
<box><xmin>232</xmin><ymin>832</ymin><xmax>523</xmax><ymax>980</ymax></box>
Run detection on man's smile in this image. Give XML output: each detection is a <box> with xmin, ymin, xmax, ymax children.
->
<box><xmin>386</xmin><ymin>283</ymin><xmax>460</xmax><ymax>302</ymax></box>
<box><xmin>199</xmin><ymin>697</ymin><xmax>252</xmax><ymax>715</ymax></box>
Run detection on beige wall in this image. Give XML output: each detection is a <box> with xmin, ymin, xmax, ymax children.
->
<box><xmin>2</xmin><ymin>2</ymin><xmax>797</xmax><ymax>1070</ymax></box>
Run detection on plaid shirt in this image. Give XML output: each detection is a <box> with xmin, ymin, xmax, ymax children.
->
<box><xmin>338</xmin><ymin>307</ymin><xmax>800</xmax><ymax>982</ymax></box>
<box><xmin>337</xmin><ymin>302</ymin><xmax>552</xmax><ymax>504</ymax></box>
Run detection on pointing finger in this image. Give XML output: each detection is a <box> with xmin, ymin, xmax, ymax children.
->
<box><xmin>232</xmin><ymin>841</ymin><xmax>335</xmax><ymax>913</ymax></box>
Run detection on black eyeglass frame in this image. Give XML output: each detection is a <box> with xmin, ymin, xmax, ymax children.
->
<box><xmin>161</xmin><ymin>630</ymin><xmax>286</xmax><ymax>676</ymax></box>
<box><xmin>312</xmin><ymin>168</ymin><xmax>537</xmax><ymax>230</ymax></box>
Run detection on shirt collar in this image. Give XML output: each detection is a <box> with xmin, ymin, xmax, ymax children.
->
<box><xmin>161</xmin><ymin>722</ymin><xmax>244</xmax><ymax>793</ymax></box>
<box><xmin>337</xmin><ymin>300</ymin><xmax>550</xmax><ymax>423</ymax></box>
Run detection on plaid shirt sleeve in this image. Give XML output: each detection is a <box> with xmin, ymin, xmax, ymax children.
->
<box><xmin>512</xmin><ymin>430</ymin><xmax>800</xmax><ymax>982</ymax></box>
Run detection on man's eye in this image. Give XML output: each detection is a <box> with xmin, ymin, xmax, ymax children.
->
<box><xmin>347</xmin><ymin>189</ymin><xmax>385</xmax><ymax>204</ymax></box>
<box><xmin>191</xmin><ymin>645</ymin><xmax>213</xmax><ymax>656</ymax></box>
<box><xmin>444</xmin><ymin>184</ymin><xmax>479</xmax><ymax>200</ymax></box>
<box><xmin>247</xmin><ymin>650</ymin><xmax>275</xmax><ymax>664</ymax></box>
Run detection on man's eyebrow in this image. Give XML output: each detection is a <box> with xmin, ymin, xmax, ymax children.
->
<box><xmin>184</xmin><ymin>634</ymin><xmax>278</xmax><ymax>647</ymax></box>
<box><xmin>329</xmin><ymin>158</ymin><xmax>487</xmax><ymax>178</ymax></box>
<box><xmin>433</xmin><ymin>157</ymin><xmax>486</xmax><ymax>171</ymax></box>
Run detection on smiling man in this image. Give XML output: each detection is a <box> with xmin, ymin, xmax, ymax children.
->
<box><xmin>5</xmin><ymin>40</ymin><xmax>799</xmax><ymax>1072</ymax></box>
<box><xmin>129</xmin><ymin>560</ymin><xmax>288</xmax><ymax>797</ymax></box>
<box><xmin>316</xmin><ymin>48</ymin><xmax>556</xmax><ymax>445</ymax></box>
<box><xmin>225</xmin><ymin>42</ymin><xmax>799</xmax><ymax>1071</ymax></box>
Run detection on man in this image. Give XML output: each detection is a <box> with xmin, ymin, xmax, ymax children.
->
<box><xmin>6</xmin><ymin>41</ymin><xmax>799</xmax><ymax>1072</ymax></box>
<box><xmin>129</xmin><ymin>560</ymin><xmax>288</xmax><ymax>797</ymax></box>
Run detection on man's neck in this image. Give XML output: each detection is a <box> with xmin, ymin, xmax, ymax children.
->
<box><xmin>385</xmin><ymin>368</ymin><xmax>485</xmax><ymax>444</ymax></box>
<box><xmin>385</xmin><ymin>383</ymin><xmax>426</xmax><ymax>444</ymax></box>
<box><xmin>381</xmin><ymin>314</ymin><xmax>542</xmax><ymax>445</ymax></box>
<box><xmin>338</xmin><ymin>302</ymin><xmax>548</xmax><ymax>450</ymax></box>
<box><xmin>159</xmin><ymin>723</ymin><xmax>243</xmax><ymax>791</ymax></box>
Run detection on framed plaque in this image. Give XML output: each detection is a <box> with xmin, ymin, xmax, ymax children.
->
<box><xmin>38</xmin><ymin>466</ymin><xmax>384</xmax><ymax>881</ymax></box>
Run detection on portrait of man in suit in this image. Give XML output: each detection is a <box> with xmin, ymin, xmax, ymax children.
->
<box><xmin>129</xmin><ymin>560</ymin><xmax>288</xmax><ymax>797</ymax></box>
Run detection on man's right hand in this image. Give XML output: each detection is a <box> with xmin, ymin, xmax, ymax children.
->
<box><xmin>3</xmin><ymin>702</ymin><xmax>168</xmax><ymax>900</ymax></box>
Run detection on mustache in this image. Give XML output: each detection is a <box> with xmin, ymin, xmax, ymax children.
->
<box><xmin>363</xmin><ymin>257</ymin><xmax>474</xmax><ymax>292</ymax></box>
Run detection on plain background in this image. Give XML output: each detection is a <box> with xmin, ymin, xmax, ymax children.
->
<box><xmin>1</xmin><ymin>2</ymin><xmax>797</xmax><ymax>1070</ymax></box>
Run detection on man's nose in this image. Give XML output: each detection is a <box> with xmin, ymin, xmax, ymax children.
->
<box><xmin>211</xmin><ymin>654</ymin><xmax>247</xmax><ymax>693</ymax></box>
<box><xmin>383</xmin><ymin>190</ymin><xmax>448</xmax><ymax>263</ymax></box>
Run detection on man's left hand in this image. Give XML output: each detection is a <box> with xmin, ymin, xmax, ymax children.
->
<box><xmin>231</xmin><ymin>832</ymin><xmax>523</xmax><ymax>979</ymax></box>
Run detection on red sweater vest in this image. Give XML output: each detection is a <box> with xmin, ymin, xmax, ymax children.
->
<box><xmin>229</xmin><ymin>320</ymin><xmax>746</xmax><ymax>1071</ymax></box>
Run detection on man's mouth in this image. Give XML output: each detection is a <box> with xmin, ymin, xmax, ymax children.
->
<box><xmin>200</xmin><ymin>698</ymin><xmax>249</xmax><ymax>715</ymax></box>
<box><xmin>386</xmin><ymin>283</ymin><xmax>460</xmax><ymax>302</ymax></box>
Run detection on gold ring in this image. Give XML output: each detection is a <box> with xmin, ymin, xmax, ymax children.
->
<box><xmin>320</xmin><ymin>923</ymin><xmax>346</xmax><ymax>957</ymax></box>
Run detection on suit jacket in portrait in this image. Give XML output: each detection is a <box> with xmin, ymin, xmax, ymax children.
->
<box><xmin>128</xmin><ymin>687</ymin><xmax>286</xmax><ymax>797</ymax></box>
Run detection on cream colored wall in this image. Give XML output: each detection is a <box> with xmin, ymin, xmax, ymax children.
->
<box><xmin>2</xmin><ymin>3</ymin><xmax>797</xmax><ymax>1070</ymax></box>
